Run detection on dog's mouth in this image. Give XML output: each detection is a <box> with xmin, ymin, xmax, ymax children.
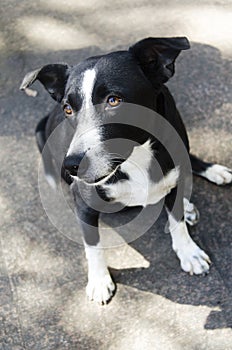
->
<box><xmin>78</xmin><ymin>166</ymin><xmax>120</xmax><ymax>186</ymax></box>
<box><xmin>74</xmin><ymin>157</ymin><xmax>125</xmax><ymax>186</ymax></box>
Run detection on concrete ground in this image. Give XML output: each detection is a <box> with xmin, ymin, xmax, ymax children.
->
<box><xmin>0</xmin><ymin>0</ymin><xmax>232</xmax><ymax>349</ymax></box>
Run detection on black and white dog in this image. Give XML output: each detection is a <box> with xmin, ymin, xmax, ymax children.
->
<box><xmin>21</xmin><ymin>37</ymin><xmax>232</xmax><ymax>304</ymax></box>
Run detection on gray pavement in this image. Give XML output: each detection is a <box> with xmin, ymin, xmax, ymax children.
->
<box><xmin>0</xmin><ymin>1</ymin><xmax>232</xmax><ymax>349</ymax></box>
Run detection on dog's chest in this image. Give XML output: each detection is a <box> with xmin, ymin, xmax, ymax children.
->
<box><xmin>102</xmin><ymin>142</ymin><xmax>179</xmax><ymax>207</ymax></box>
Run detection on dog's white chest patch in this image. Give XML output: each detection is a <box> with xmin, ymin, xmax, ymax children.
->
<box><xmin>103</xmin><ymin>141</ymin><xmax>179</xmax><ymax>207</ymax></box>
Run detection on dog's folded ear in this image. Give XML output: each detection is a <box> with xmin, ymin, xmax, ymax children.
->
<box><xmin>20</xmin><ymin>63</ymin><xmax>70</xmax><ymax>102</ymax></box>
<box><xmin>129</xmin><ymin>37</ymin><xmax>190</xmax><ymax>84</ymax></box>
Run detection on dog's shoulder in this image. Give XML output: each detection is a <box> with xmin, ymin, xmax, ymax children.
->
<box><xmin>101</xmin><ymin>140</ymin><xmax>179</xmax><ymax>207</ymax></box>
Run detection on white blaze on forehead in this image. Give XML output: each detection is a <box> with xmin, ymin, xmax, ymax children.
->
<box><xmin>66</xmin><ymin>68</ymin><xmax>101</xmax><ymax>157</ymax></box>
<box><xmin>65</xmin><ymin>67</ymin><xmax>111</xmax><ymax>181</ymax></box>
<box><xmin>81</xmin><ymin>69</ymin><xmax>96</xmax><ymax>108</ymax></box>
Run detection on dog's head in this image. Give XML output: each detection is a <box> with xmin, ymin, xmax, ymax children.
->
<box><xmin>21</xmin><ymin>37</ymin><xmax>189</xmax><ymax>184</ymax></box>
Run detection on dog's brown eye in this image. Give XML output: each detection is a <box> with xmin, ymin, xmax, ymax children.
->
<box><xmin>107</xmin><ymin>96</ymin><xmax>122</xmax><ymax>107</ymax></box>
<box><xmin>63</xmin><ymin>104</ymin><xmax>73</xmax><ymax>116</ymax></box>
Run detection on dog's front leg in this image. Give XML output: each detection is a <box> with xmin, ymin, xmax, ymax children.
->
<box><xmin>165</xmin><ymin>189</ymin><xmax>211</xmax><ymax>275</ymax></box>
<box><xmin>84</xmin><ymin>243</ymin><xmax>115</xmax><ymax>304</ymax></box>
<box><xmin>71</xmin><ymin>182</ymin><xmax>115</xmax><ymax>304</ymax></box>
<box><xmin>168</xmin><ymin>217</ymin><xmax>211</xmax><ymax>275</ymax></box>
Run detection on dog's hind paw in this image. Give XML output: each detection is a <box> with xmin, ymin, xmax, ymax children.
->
<box><xmin>86</xmin><ymin>274</ymin><xmax>115</xmax><ymax>304</ymax></box>
<box><xmin>184</xmin><ymin>199</ymin><xmax>200</xmax><ymax>226</ymax></box>
<box><xmin>203</xmin><ymin>164</ymin><xmax>232</xmax><ymax>185</ymax></box>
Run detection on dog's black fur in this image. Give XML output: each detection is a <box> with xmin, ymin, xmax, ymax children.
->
<box><xmin>21</xmin><ymin>37</ymin><xmax>232</xmax><ymax>304</ymax></box>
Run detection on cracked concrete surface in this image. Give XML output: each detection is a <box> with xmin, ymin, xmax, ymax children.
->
<box><xmin>0</xmin><ymin>0</ymin><xmax>232</xmax><ymax>349</ymax></box>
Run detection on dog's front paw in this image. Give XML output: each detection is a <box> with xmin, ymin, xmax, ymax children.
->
<box><xmin>204</xmin><ymin>164</ymin><xmax>232</xmax><ymax>185</ymax></box>
<box><xmin>174</xmin><ymin>241</ymin><xmax>211</xmax><ymax>275</ymax></box>
<box><xmin>86</xmin><ymin>274</ymin><xmax>115</xmax><ymax>304</ymax></box>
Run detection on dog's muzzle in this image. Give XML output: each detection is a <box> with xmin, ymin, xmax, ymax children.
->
<box><xmin>63</xmin><ymin>152</ymin><xmax>88</xmax><ymax>177</ymax></box>
<box><xmin>63</xmin><ymin>153</ymin><xmax>124</xmax><ymax>186</ymax></box>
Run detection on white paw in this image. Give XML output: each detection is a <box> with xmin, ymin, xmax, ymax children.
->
<box><xmin>184</xmin><ymin>199</ymin><xmax>200</xmax><ymax>226</ymax></box>
<box><xmin>203</xmin><ymin>164</ymin><xmax>232</xmax><ymax>185</ymax></box>
<box><xmin>86</xmin><ymin>274</ymin><xmax>115</xmax><ymax>304</ymax></box>
<box><xmin>174</xmin><ymin>241</ymin><xmax>211</xmax><ymax>275</ymax></box>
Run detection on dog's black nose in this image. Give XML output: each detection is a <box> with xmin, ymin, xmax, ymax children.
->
<box><xmin>63</xmin><ymin>153</ymin><xmax>88</xmax><ymax>176</ymax></box>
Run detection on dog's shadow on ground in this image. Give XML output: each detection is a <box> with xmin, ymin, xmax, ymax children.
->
<box><xmin>2</xmin><ymin>41</ymin><xmax>232</xmax><ymax>333</ymax></box>
<box><xmin>100</xmin><ymin>158</ymin><xmax>232</xmax><ymax>332</ymax></box>
<box><xmin>102</xmin><ymin>180</ymin><xmax>232</xmax><ymax>330</ymax></box>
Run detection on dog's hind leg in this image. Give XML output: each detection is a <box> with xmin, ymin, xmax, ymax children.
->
<box><xmin>184</xmin><ymin>198</ymin><xmax>200</xmax><ymax>226</ymax></box>
<box><xmin>190</xmin><ymin>154</ymin><xmax>232</xmax><ymax>185</ymax></box>
<box><xmin>36</xmin><ymin>116</ymin><xmax>61</xmax><ymax>189</ymax></box>
<box><xmin>35</xmin><ymin>116</ymin><xmax>48</xmax><ymax>153</ymax></box>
